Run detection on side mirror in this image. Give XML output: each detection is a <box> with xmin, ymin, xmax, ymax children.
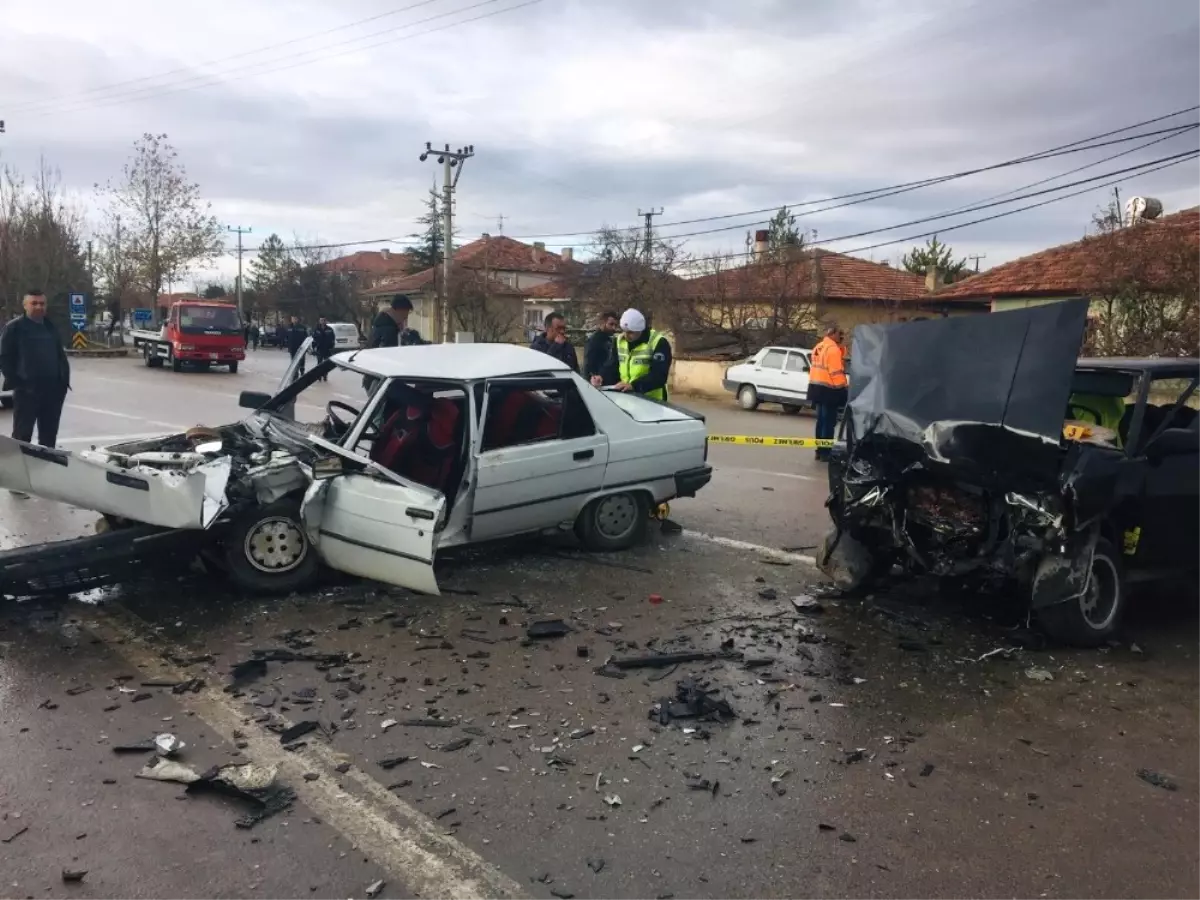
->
<box><xmin>239</xmin><ymin>390</ymin><xmax>272</xmax><ymax>411</ymax></box>
<box><xmin>1145</xmin><ymin>428</ymin><xmax>1198</xmax><ymax>459</ymax></box>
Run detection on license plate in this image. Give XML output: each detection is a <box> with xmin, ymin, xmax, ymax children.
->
<box><xmin>209</xmin><ymin>353</ymin><xmax>219</xmax><ymax>360</ymax></box>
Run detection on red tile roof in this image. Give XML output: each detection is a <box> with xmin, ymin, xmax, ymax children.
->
<box><xmin>682</xmin><ymin>249</ymin><xmax>928</xmax><ymax>303</ymax></box>
<box><xmin>322</xmin><ymin>249</ymin><xmax>415</xmax><ymax>276</ymax></box>
<box><xmin>455</xmin><ymin>235</ymin><xmax>580</xmax><ymax>275</ymax></box>
<box><xmin>367</xmin><ymin>268</ymin><xmax>436</xmax><ymax>294</ymax></box>
<box><xmin>936</xmin><ymin>208</ymin><xmax>1200</xmax><ymax>300</ymax></box>
<box><xmin>521</xmin><ymin>280</ymin><xmax>573</xmax><ymax>299</ymax></box>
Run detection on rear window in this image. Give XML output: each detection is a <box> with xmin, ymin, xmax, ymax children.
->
<box><xmin>178</xmin><ymin>305</ymin><xmax>242</xmax><ymax>333</ymax></box>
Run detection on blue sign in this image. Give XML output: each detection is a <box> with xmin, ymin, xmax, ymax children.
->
<box><xmin>69</xmin><ymin>292</ymin><xmax>87</xmax><ymax>311</ymax></box>
<box><xmin>133</xmin><ymin>308</ymin><xmax>153</xmax><ymax>324</ymax></box>
<box><xmin>70</xmin><ymin>312</ymin><xmax>88</xmax><ymax>332</ymax></box>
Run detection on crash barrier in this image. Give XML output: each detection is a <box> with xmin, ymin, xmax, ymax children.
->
<box><xmin>707</xmin><ymin>434</ymin><xmax>834</xmax><ymax>448</ymax></box>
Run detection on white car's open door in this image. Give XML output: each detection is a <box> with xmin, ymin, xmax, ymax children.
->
<box><xmin>300</xmin><ymin>434</ymin><xmax>444</xmax><ymax>595</ymax></box>
<box><xmin>279</xmin><ymin>336</ymin><xmax>313</xmax><ymax>389</ymax></box>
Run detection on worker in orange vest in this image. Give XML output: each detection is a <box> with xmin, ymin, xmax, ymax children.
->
<box><xmin>809</xmin><ymin>325</ymin><xmax>848</xmax><ymax>461</ymax></box>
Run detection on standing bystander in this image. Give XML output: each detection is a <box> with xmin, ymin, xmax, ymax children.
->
<box><xmin>808</xmin><ymin>325</ymin><xmax>848</xmax><ymax>461</ymax></box>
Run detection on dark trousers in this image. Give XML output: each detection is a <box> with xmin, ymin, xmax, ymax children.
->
<box><xmin>290</xmin><ymin>350</ymin><xmax>306</xmax><ymax>376</ymax></box>
<box><xmin>315</xmin><ymin>353</ymin><xmax>330</xmax><ymax>381</ymax></box>
<box><xmin>12</xmin><ymin>387</ymin><xmax>68</xmax><ymax>448</ymax></box>
<box><xmin>814</xmin><ymin>389</ymin><xmax>846</xmax><ymax>461</ymax></box>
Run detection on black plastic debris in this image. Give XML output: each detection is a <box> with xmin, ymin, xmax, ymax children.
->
<box><xmin>920</xmin><ymin>763</ymin><xmax>936</xmax><ymax>777</ymax></box>
<box><xmin>839</xmin><ymin>832</ymin><xmax>857</xmax><ymax>843</ymax></box>
<box><xmin>651</xmin><ymin>676</ymin><xmax>736</xmax><ymax>726</ymax></box>
<box><xmin>64</xmin><ymin>684</ymin><xmax>93</xmax><ymax>696</ymax></box>
<box><xmin>898</xmin><ymin>640</ymin><xmax>928</xmax><ymax>653</ymax></box>
<box><xmin>378</xmin><ymin>755</ymin><xmax>412</xmax><ymax>770</ymax></box>
<box><xmin>171</xmin><ymin>678</ymin><xmax>205</xmax><ymax>695</ymax></box>
<box><xmin>609</xmin><ymin>650</ymin><xmax>740</xmax><ymax>670</ymax></box>
<box><xmin>791</xmin><ymin>595</ymin><xmax>825</xmax><ymax>614</ymax></box>
<box><xmin>400</xmin><ymin>718</ymin><xmax>458</xmax><ymax>728</ymax></box>
<box><xmin>758</xmin><ymin>588</ymin><xmax>778</xmax><ymax>601</ymax></box>
<box><xmin>228</xmin><ymin>658</ymin><xmax>268</xmax><ymax>688</ymax></box>
<box><xmin>550</xmin><ymin>890</ymin><xmax>575</xmax><ymax>899</ymax></box>
<box><xmin>437</xmin><ymin>737</ymin><xmax>472</xmax><ymax>753</ymax></box>
<box><xmin>130</xmin><ymin>692</ymin><xmax>152</xmax><ymax>703</ymax></box>
<box><xmin>587</xmin><ymin>858</ymin><xmax>605</xmax><ymax>874</ymax></box>
<box><xmin>685</xmin><ymin>776</ymin><xmax>720</xmax><ymax>796</ymax></box>
<box><xmin>112</xmin><ymin>739</ymin><xmax>157</xmax><ymax>754</ymax></box>
<box><xmin>1137</xmin><ymin>768</ymin><xmax>1178</xmax><ymax>791</ymax></box>
<box><xmin>61</xmin><ymin>869</ymin><xmax>87</xmax><ymax>883</ymax></box>
<box><xmin>577</xmin><ymin>645</ymin><xmax>591</xmax><ymax>659</ymax></box>
<box><xmin>843</xmin><ymin>749</ymin><xmax>866</xmax><ymax>765</ymax></box>
<box><xmin>252</xmin><ymin>648</ymin><xmax>352</xmax><ymax>666</ymax></box>
<box><xmin>527</xmin><ymin>620</ymin><xmax>571</xmax><ymax>639</ymax></box>
<box><xmin>279</xmin><ymin>721</ymin><xmax>320</xmax><ymax>744</ymax></box>
<box><xmin>334</xmin><ymin>762</ymin><xmax>351</xmax><ymax>774</ymax></box>
<box><xmin>818</xmin><ymin>823</ymin><xmax>836</xmax><ymax>832</ymax></box>
<box><xmin>1</xmin><ymin>825</ymin><xmax>28</xmax><ymax>844</ymax></box>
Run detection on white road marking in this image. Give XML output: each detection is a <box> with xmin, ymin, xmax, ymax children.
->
<box><xmin>79</xmin><ymin>607</ymin><xmax>526</xmax><ymax>900</ymax></box>
<box><xmin>682</xmin><ymin>529</ymin><xmax>818</xmax><ymax>566</ymax></box>
<box><xmin>65</xmin><ymin>404</ymin><xmax>184</xmax><ymax>430</ymax></box>
<box><xmin>715</xmin><ymin>465</ymin><xmax>818</xmax><ymax>482</ymax></box>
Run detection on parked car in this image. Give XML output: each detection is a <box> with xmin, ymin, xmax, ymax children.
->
<box><xmin>818</xmin><ymin>300</ymin><xmax>1199</xmax><ymax>646</ymax></box>
<box><xmin>0</xmin><ymin>342</ymin><xmax>713</xmax><ymax>596</ymax></box>
<box><xmin>723</xmin><ymin>347</ymin><xmax>813</xmax><ymax>413</ymax></box>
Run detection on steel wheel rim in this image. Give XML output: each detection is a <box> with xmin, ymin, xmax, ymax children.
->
<box><xmin>739</xmin><ymin>387</ymin><xmax>756</xmax><ymax>408</ymax></box>
<box><xmin>1080</xmin><ymin>553</ymin><xmax>1119</xmax><ymax>629</ymax></box>
<box><xmin>595</xmin><ymin>494</ymin><xmax>638</xmax><ymax>540</ymax></box>
<box><xmin>244</xmin><ymin>516</ymin><xmax>307</xmax><ymax>573</ymax></box>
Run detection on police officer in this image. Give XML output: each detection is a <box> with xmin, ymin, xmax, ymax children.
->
<box><xmin>591</xmin><ymin>308</ymin><xmax>672</xmax><ymax>401</ymax></box>
<box><xmin>311</xmin><ymin>317</ymin><xmax>336</xmax><ymax>382</ymax></box>
<box><xmin>285</xmin><ymin>315</ymin><xmax>309</xmax><ymax>376</ymax></box>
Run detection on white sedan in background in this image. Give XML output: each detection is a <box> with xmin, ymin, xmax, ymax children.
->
<box><xmin>723</xmin><ymin>346</ymin><xmax>813</xmax><ymax>413</ymax></box>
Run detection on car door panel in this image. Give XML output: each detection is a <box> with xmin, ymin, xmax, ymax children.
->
<box><xmin>303</xmin><ymin>475</ymin><xmax>443</xmax><ymax>594</ymax></box>
<box><xmin>784</xmin><ymin>352</ymin><xmax>811</xmax><ymax>402</ymax></box>
<box><xmin>1130</xmin><ymin>433</ymin><xmax>1199</xmax><ymax>569</ymax></box>
<box><xmin>753</xmin><ymin>349</ymin><xmax>789</xmax><ymax>399</ymax></box>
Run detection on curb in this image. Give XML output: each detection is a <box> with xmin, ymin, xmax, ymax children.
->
<box><xmin>65</xmin><ymin>348</ymin><xmax>131</xmax><ymax>358</ymax></box>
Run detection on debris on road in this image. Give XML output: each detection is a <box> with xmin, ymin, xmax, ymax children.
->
<box><xmin>603</xmin><ymin>794</ymin><xmax>622</xmax><ymax>807</ymax></box>
<box><xmin>791</xmin><ymin>595</ymin><xmax>824</xmax><ymax>614</ymax></box>
<box><xmin>920</xmin><ymin>763</ymin><xmax>936</xmax><ymax>777</ymax></box>
<box><xmin>365</xmin><ymin>879</ymin><xmax>386</xmax><ymax>898</ymax></box>
<box><xmin>607</xmin><ymin>650</ymin><xmax>740</xmax><ymax>670</ymax></box>
<box><xmin>436</xmin><ymin>737</ymin><xmax>472</xmax><ymax>753</ymax></box>
<box><xmin>649</xmin><ymin>593</ymin><xmax>664</xmax><ymax>605</ymax></box>
<box><xmin>112</xmin><ymin>739</ymin><xmax>158</xmax><ymax>754</ymax></box>
<box><xmin>839</xmin><ymin>832</ymin><xmax>857</xmax><ymax>843</ymax></box>
<box><xmin>64</xmin><ymin>683</ymin><xmax>94</xmax><ymax>696</ymax></box>
<box><xmin>228</xmin><ymin>658</ymin><xmax>268</xmax><ymax>688</ymax></box>
<box><xmin>378</xmin><ymin>756</ymin><xmax>412</xmax><ymax>770</ymax></box>
<box><xmin>651</xmin><ymin>676</ymin><xmax>736</xmax><ymax>726</ymax></box>
<box><xmin>527</xmin><ymin>619</ymin><xmax>572</xmax><ymax>639</ymax></box>
<box><xmin>1024</xmin><ymin>667</ymin><xmax>1055</xmax><ymax>683</ymax></box>
<box><xmin>399</xmin><ymin>717</ymin><xmax>458</xmax><ymax>728</ymax></box>
<box><xmin>380</xmin><ymin>719</ymin><xmax>399</xmax><ymax>732</ymax></box>
<box><xmin>279</xmin><ymin>720</ymin><xmax>321</xmax><ymax>744</ymax></box>
<box><xmin>587</xmin><ymin>858</ymin><xmax>605</xmax><ymax>874</ymax></box>
<box><xmin>61</xmin><ymin>869</ymin><xmax>87</xmax><ymax>883</ymax></box>
<box><xmin>154</xmin><ymin>733</ymin><xmax>186</xmax><ymax>757</ymax></box>
<box><xmin>685</xmin><ymin>776</ymin><xmax>719</xmax><ymax>796</ymax></box>
<box><xmin>1137</xmin><ymin>768</ymin><xmax>1178</xmax><ymax>792</ymax></box>
<box><xmin>1</xmin><ymin>825</ymin><xmax>29</xmax><ymax>844</ymax></box>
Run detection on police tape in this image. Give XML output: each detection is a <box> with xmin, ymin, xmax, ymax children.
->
<box><xmin>707</xmin><ymin>434</ymin><xmax>835</xmax><ymax>448</ymax></box>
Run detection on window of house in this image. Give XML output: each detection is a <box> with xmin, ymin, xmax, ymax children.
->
<box><xmin>481</xmin><ymin>379</ymin><xmax>596</xmax><ymax>452</ymax></box>
<box><xmin>759</xmin><ymin>349</ymin><xmax>787</xmax><ymax>369</ymax></box>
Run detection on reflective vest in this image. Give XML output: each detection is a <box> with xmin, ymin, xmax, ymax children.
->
<box><xmin>810</xmin><ymin>337</ymin><xmax>847</xmax><ymax>389</ymax></box>
<box><xmin>616</xmin><ymin>331</ymin><xmax>668</xmax><ymax>401</ymax></box>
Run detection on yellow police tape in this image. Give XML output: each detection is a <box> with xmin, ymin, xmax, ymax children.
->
<box><xmin>708</xmin><ymin>434</ymin><xmax>834</xmax><ymax>448</ymax></box>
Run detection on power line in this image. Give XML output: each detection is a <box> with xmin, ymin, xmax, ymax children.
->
<box><xmin>3</xmin><ymin>0</ymin><xmax>456</xmax><ymax>114</ymax></box>
<box><xmin>19</xmin><ymin>0</ymin><xmax>544</xmax><ymax>120</ymax></box>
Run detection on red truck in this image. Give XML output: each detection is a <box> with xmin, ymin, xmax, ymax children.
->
<box><xmin>131</xmin><ymin>300</ymin><xmax>246</xmax><ymax>373</ymax></box>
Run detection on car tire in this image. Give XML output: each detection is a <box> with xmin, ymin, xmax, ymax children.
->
<box><xmin>738</xmin><ymin>385</ymin><xmax>759</xmax><ymax>411</ymax></box>
<box><xmin>229</xmin><ymin>362</ymin><xmax>239</xmax><ymax>374</ymax></box>
<box><xmin>782</xmin><ymin>404</ymin><xmax>801</xmax><ymax>415</ymax></box>
<box><xmin>143</xmin><ymin>345</ymin><xmax>153</xmax><ymax>367</ymax></box>
<box><xmin>222</xmin><ymin>498</ymin><xmax>319</xmax><ymax>594</ymax></box>
<box><xmin>1036</xmin><ymin>537</ymin><xmax>1125</xmax><ymax>647</ymax></box>
<box><xmin>170</xmin><ymin>349</ymin><xmax>182</xmax><ymax>372</ymax></box>
<box><xmin>575</xmin><ymin>491</ymin><xmax>650</xmax><ymax>552</ymax></box>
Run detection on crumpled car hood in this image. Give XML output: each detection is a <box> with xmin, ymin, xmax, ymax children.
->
<box><xmin>846</xmin><ymin>299</ymin><xmax>1090</xmax><ymax>478</ymax></box>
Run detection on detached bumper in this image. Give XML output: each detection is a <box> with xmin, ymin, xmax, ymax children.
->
<box><xmin>721</xmin><ymin>379</ymin><xmax>738</xmax><ymax>393</ymax></box>
<box><xmin>674</xmin><ymin>465</ymin><xmax>713</xmax><ymax>498</ymax></box>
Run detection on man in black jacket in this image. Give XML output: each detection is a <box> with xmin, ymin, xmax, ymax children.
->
<box><xmin>0</xmin><ymin>289</ymin><xmax>71</xmax><ymax>454</ymax></box>
<box><xmin>530</xmin><ymin>311</ymin><xmax>579</xmax><ymax>371</ymax></box>
<box><xmin>583</xmin><ymin>310</ymin><xmax>618</xmax><ymax>380</ymax></box>
<box><xmin>369</xmin><ymin>294</ymin><xmax>429</xmax><ymax>349</ymax></box>
<box><xmin>285</xmin><ymin>316</ymin><xmax>309</xmax><ymax>376</ymax></box>
<box><xmin>311</xmin><ymin>317</ymin><xmax>336</xmax><ymax>382</ymax></box>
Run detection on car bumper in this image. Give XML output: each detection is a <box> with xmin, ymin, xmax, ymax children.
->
<box><xmin>176</xmin><ymin>350</ymin><xmax>244</xmax><ymax>362</ymax></box>
<box><xmin>721</xmin><ymin>379</ymin><xmax>738</xmax><ymax>393</ymax></box>
<box><xmin>674</xmin><ymin>465</ymin><xmax>713</xmax><ymax>498</ymax></box>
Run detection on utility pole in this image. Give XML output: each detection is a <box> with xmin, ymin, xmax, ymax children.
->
<box><xmin>637</xmin><ymin>207</ymin><xmax>663</xmax><ymax>264</ymax></box>
<box><xmin>228</xmin><ymin>225</ymin><xmax>251</xmax><ymax>317</ymax></box>
<box><xmin>496</xmin><ymin>213</ymin><xmax>505</xmax><ymax>235</ymax></box>
<box><xmin>421</xmin><ymin>142</ymin><xmax>474</xmax><ymax>342</ymax></box>
<box><xmin>968</xmin><ymin>253</ymin><xmax>986</xmax><ymax>273</ymax></box>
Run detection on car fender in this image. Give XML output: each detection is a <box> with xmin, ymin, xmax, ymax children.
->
<box><xmin>1030</xmin><ymin>526</ymin><xmax>1100</xmax><ymax>610</ymax></box>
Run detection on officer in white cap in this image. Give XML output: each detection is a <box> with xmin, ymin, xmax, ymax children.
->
<box><xmin>590</xmin><ymin>308</ymin><xmax>672</xmax><ymax>402</ymax></box>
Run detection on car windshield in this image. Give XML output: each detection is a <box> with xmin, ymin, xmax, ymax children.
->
<box><xmin>601</xmin><ymin>389</ymin><xmax>696</xmax><ymax>423</ymax></box>
<box><xmin>178</xmin><ymin>304</ymin><xmax>242</xmax><ymax>334</ymax></box>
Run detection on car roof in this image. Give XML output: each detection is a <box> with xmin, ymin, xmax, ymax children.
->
<box><xmin>761</xmin><ymin>346</ymin><xmax>811</xmax><ymax>353</ymax></box>
<box><xmin>1076</xmin><ymin>357</ymin><xmax>1200</xmax><ymax>377</ymax></box>
<box><xmin>334</xmin><ymin>343</ymin><xmax>571</xmax><ymax>380</ymax></box>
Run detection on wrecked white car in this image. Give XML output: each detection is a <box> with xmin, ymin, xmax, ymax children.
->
<box><xmin>0</xmin><ymin>341</ymin><xmax>712</xmax><ymax>596</ymax></box>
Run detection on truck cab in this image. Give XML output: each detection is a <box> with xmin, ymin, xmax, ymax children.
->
<box><xmin>137</xmin><ymin>301</ymin><xmax>246</xmax><ymax>373</ymax></box>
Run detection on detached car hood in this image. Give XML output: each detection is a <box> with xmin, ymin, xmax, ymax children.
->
<box><xmin>847</xmin><ymin>299</ymin><xmax>1090</xmax><ymax>479</ymax></box>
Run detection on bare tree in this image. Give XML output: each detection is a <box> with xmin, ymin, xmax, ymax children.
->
<box><xmin>98</xmin><ymin>133</ymin><xmax>223</xmax><ymax>323</ymax></box>
<box><xmin>566</xmin><ymin>226</ymin><xmax>688</xmax><ymax>330</ymax></box>
<box><xmin>447</xmin><ymin>271</ymin><xmax>522</xmax><ymax>342</ymax></box>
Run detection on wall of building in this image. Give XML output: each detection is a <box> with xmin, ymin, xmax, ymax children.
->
<box><xmin>669</xmin><ymin>358</ymin><xmax>732</xmax><ymax>401</ymax></box>
<box><xmin>990</xmin><ymin>295</ymin><xmax>1084</xmax><ymax>314</ymax></box>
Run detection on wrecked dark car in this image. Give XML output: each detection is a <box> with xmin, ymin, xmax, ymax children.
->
<box><xmin>817</xmin><ymin>299</ymin><xmax>1199</xmax><ymax>646</ymax></box>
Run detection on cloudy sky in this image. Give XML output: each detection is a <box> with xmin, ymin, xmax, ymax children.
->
<box><xmin>2</xmin><ymin>0</ymin><xmax>1198</xmax><ymax>285</ymax></box>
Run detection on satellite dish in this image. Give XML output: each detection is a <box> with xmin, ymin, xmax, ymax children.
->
<box><xmin>1125</xmin><ymin>196</ymin><xmax>1164</xmax><ymax>223</ymax></box>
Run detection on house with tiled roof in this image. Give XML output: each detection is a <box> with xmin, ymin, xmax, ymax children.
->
<box><xmin>935</xmin><ymin>207</ymin><xmax>1200</xmax><ymax>312</ymax></box>
<box><xmin>321</xmin><ymin>248</ymin><xmax>416</xmax><ymax>287</ymax></box>
<box><xmin>363</xmin><ymin>235</ymin><xmax>581</xmax><ymax>341</ymax></box>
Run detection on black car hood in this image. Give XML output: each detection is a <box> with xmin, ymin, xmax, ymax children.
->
<box><xmin>847</xmin><ymin>299</ymin><xmax>1090</xmax><ymax>480</ymax></box>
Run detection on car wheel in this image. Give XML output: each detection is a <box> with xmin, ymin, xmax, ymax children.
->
<box><xmin>222</xmin><ymin>498</ymin><xmax>319</xmax><ymax>594</ymax></box>
<box><xmin>143</xmin><ymin>345</ymin><xmax>154</xmax><ymax>367</ymax></box>
<box><xmin>738</xmin><ymin>385</ymin><xmax>759</xmax><ymax>411</ymax></box>
<box><xmin>782</xmin><ymin>404</ymin><xmax>801</xmax><ymax>415</ymax></box>
<box><xmin>228</xmin><ymin>362</ymin><xmax>239</xmax><ymax>374</ymax></box>
<box><xmin>169</xmin><ymin>349</ymin><xmax>182</xmax><ymax>372</ymax></box>
<box><xmin>575</xmin><ymin>491</ymin><xmax>650</xmax><ymax>552</ymax></box>
<box><xmin>1036</xmin><ymin>538</ymin><xmax>1124</xmax><ymax>647</ymax></box>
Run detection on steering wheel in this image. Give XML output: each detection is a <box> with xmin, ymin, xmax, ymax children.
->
<box><xmin>325</xmin><ymin>400</ymin><xmax>361</xmax><ymax>436</ymax></box>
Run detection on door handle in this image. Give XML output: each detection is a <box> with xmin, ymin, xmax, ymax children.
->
<box><xmin>406</xmin><ymin>507</ymin><xmax>435</xmax><ymax>520</ymax></box>
<box><xmin>573</xmin><ymin>449</ymin><xmax>594</xmax><ymax>461</ymax></box>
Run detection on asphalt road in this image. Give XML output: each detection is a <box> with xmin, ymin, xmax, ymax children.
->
<box><xmin>0</xmin><ymin>350</ymin><xmax>1196</xmax><ymax>899</ymax></box>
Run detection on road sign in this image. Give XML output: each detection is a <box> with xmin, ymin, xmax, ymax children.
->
<box><xmin>69</xmin><ymin>292</ymin><xmax>87</xmax><ymax>311</ymax></box>
<box><xmin>133</xmin><ymin>308</ymin><xmax>153</xmax><ymax>325</ymax></box>
<box><xmin>70</xmin><ymin>313</ymin><xmax>88</xmax><ymax>331</ymax></box>
<box><xmin>71</xmin><ymin>332</ymin><xmax>88</xmax><ymax>350</ymax></box>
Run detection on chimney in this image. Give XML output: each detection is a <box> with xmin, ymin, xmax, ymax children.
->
<box><xmin>752</xmin><ymin>229</ymin><xmax>769</xmax><ymax>263</ymax></box>
<box><xmin>532</xmin><ymin>241</ymin><xmax>545</xmax><ymax>263</ymax></box>
<box><xmin>380</xmin><ymin>248</ymin><xmax>390</xmax><ymax>261</ymax></box>
<box><xmin>561</xmin><ymin>247</ymin><xmax>574</xmax><ymax>262</ymax></box>
<box><xmin>810</xmin><ymin>253</ymin><xmax>824</xmax><ymax>298</ymax></box>
<box><xmin>925</xmin><ymin>266</ymin><xmax>943</xmax><ymax>292</ymax></box>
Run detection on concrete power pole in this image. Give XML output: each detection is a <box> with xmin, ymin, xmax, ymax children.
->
<box><xmin>637</xmin><ymin>207</ymin><xmax>664</xmax><ymax>264</ymax></box>
<box><xmin>228</xmin><ymin>225</ymin><xmax>252</xmax><ymax>317</ymax></box>
<box><xmin>968</xmin><ymin>253</ymin><xmax>987</xmax><ymax>273</ymax></box>
<box><xmin>421</xmin><ymin>142</ymin><xmax>474</xmax><ymax>342</ymax></box>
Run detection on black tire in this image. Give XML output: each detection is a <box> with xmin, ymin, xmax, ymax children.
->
<box><xmin>1036</xmin><ymin>538</ymin><xmax>1125</xmax><ymax>647</ymax></box>
<box><xmin>221</xmin><ymin>498</ymin><xmax>319</xmax><ymax>594</ymax></box>
<box><xmin>143</xmin><ymin>344</ymin><xmax>154</xmax><ymax>367</ymax></box>
<box><xmin>782</xmin><ymin>404</ymin><xmax>801</xmax><ymax>415</ymax></box>
<box><xmin>228</xmin><ymin>361</ymin><xmax>239</xmax><ymax>374</ymax></box>
<box><xmin>170</xmin><ymin>349</ymin><xmax>182</xmax><ymax>372</ymax></box>
<box><xmin>737</xmin><ymin>384</ymin><xmax>759</xmax><ymax>411</ymax></box>
<box><xmin>575</xmin><ymin>491</ymin><xmax>650</xmax><ymax>552</ymax></box>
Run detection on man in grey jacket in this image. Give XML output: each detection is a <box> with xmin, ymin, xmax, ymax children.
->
<box><xmin>0</xmin><ymin>289</ymin><xmax>71</xmax><ymax>449</ymax></box>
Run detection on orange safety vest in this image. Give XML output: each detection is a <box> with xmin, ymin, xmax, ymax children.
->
<box><xmin>810</xmin><ymin>337</ymin><xmax>847</xmax><ymax>389</ymax></box>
